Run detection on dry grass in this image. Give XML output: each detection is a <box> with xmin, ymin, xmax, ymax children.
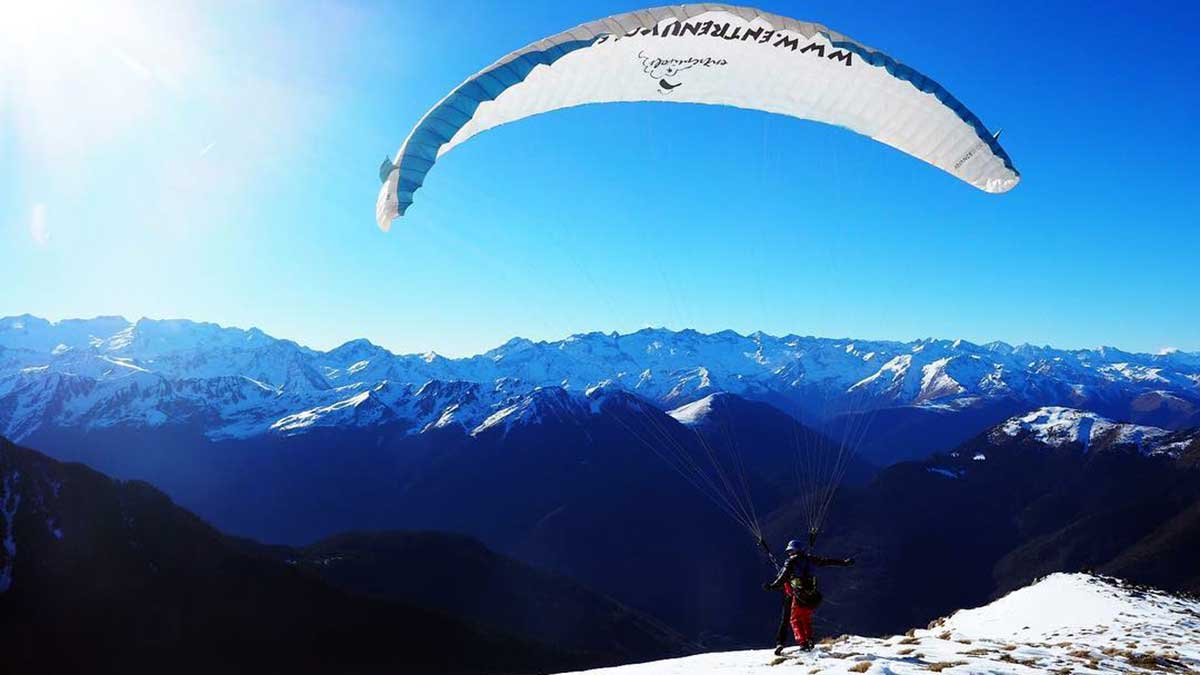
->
<box><xmin>997</xmin><ymin>654</ymin><xmax>1040</xmax><ymax>667</ymax></box>
<box><xmin>905</xmin><ymin>628</ymin><xmax>918</xmax><ymax>637</ymax></box>
<box><xmin>897</xmin><ymin>648</ymin><xmax>916</xmax><ymax>656</ymax></box>
<box><xmin>847</xmin><ymin>661</ymin><xmax>871</xmax><ymax>673</ymax></box>
<box><xmin>962</xmin><ymin>648</ymin><xmax>992</xmax><ymax>656</ymax></box>
<box><xmin>1123</xmin><ymin>651</ymin><xmax>1186</xmax><ymax>672</ymax></box>
<box><xmin>769</xmin><ymin>656</ymin><xmax>788</xmax><ymax>666</ymax></box>
<box><xmin>899</xmin><ymin>637</ymin><xmax>921</xmax><ymax>645</ymax></box>
<box><xmin>925</xmin><ymin>661</ymin><xmax>967</xmax><ymax>672</ymax></box>
<box><xmin>1067</xmin><ymin>649</ymin><xmax>1093</xmax><ymax>659</ymax></box>
<box><xmin>937</xmin><ymin>631</ymin><xmax>952</xmax><ymax>640</ymax></box>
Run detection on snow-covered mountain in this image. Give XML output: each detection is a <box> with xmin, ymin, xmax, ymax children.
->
<box><xmin>558</xmin><ymin>573</ymin><xmax>1200</xmax><ymax>675</ymax></box>
<box><xmin>988</xmin><ymin>406</ymin><xmax>1189</xmax><ymax>456</ymax></box>
<box><xmin>2</xmin><ymin>314</ymin><xmax>1198</xmax><ymax>443</ymax></box>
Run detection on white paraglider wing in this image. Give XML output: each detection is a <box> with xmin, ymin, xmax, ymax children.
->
<box><xmin>378</xmin><ymin>4</ymin><xmax>1019</xmax><ymax>230</ymax></box>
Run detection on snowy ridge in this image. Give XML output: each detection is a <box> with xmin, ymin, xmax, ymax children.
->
<box><xmin>667</xmin><ymin>393</ymin><xmax>723</xmax><ymax>426</ymax></box>
<box><xmin>471</xmin><ymin>387</ymin><xmax>589</xmax><ymax>437</ymax></box>
<box><xmin>558</xmin><ymin>573</ymin><xmax>1199</xmax><ymax>675</ymax></box>
<box><xmin>992</xmin><ymin>407</ymin><xmax>1172</xmax><ymax>454</ymax></box>
<box><xmin>2</xmin><ymin>315</ymin><xmax>1199</xmax><ymax>442</ymax></box>
<box><xmin>270</xmin><ymin>390</ymin><xmax>393</xmax><ymax>434</ymax></box>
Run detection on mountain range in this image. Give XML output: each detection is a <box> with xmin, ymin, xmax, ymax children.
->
<box><xmin>3</xmin><ymin>314</ymin><xmax>1198</xmax><ymax>461</ymax></box>
<box><xmin>3</xmin><ymin>314</ymin><xmax>1198</xmax><ymax>651</ymax></box>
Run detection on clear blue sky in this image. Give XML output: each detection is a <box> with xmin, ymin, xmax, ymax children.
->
<box><xmin>3</xmin><ymin>0</ymin><xmax>1197</xmax><ymax>356</ymax></box>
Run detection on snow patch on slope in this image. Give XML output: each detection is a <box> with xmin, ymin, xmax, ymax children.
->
<box><xmin>667</xmin><ymin>393</ymin><xmax>721</xmax><ymax>426</ymax></box>
<box><xmin>271</xmin><ymin>391</ymin><xmax>380</xmax><ymax>434</ymax></box>
<box><xmin>471</xmin><ymin>387</ymin><xmax>584</xmax><ymax>437</ymax></box>
<box><xmin>558</xmin><ymin>574</ymin><xmax>1199</xmax><ymax>675</ymax></box>
<box><xmin>918</xmin><ymin>357</ymin><xmax>965</xmax><ymax>402</ymax></box>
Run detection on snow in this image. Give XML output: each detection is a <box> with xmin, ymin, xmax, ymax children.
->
<box><xmin>3</xmin><ymin>314</ymin><xmax>1200</xmax><ymax>442</ymax></box>
<box><xmin>918</xmin><ymin>358</ymin><xmax>965</xmax><ymax>402</ymax></box>
<box><xmin>471</xmin><ymin>387</ymin><xmax>586</xmax><ymax>437</ymax></box>
<box><xmin>99</xmin><ymin>355</ymin><xmax>150</xmax><ymax>373</ymax></box>
<box><xmin>270</xmin><ymin>391</ymin><xmax>376</xmax><ymax>433</ymax></box>
<box><xmin>473</xmin><ymin>404</ymin><xmax>521</xmax><ymax>435</ymax></box>
<box><xmin>667</xmin><ymin>394</ymin><xmax>719</xmax><ymax>426</ymax></box>
<box><xmin>1103</xmin><ymin>363</ymin><xmax>1169</xmax><ymax>384</ymax></box>
<box><xmin>943</xmin><ymin>574</ymin><xmax>1132</xmax><ymax>638</ymax></box>
<box><xmin>849</xmin><ymin>354</ymin><xmax>911</xmax><ymax>396</ymax></box>
<box><xmin>995</xmin><ymin>407</ymin><xmax>1170</xmax><ymax>453</ymax></box>
<box><xmin>241</xmin><ymin>376</ymin><xmax>280</xmax><ymax>394</ymax></box>
<box><xmin>1156</xmin><ymin>439</ymin><xmax>1196</xmax><ymax>456</ymax></box>
<box><xmin>557</xmin><ymin>574</ymin><xmax>1200</xmax><ymax>675</ymax></box>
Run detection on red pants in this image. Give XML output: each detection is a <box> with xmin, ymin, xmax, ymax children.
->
<box><xmin>779</xmin><ymin>585</ymin><xmax>815</xmax><ymax>645</ymax></box>
<box><xmin>789</xmin><ymin>603</ymin><xmax>814</xmax><ymax>643</ymax></box>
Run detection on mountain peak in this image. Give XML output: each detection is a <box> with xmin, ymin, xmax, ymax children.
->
<box><xmin>992</xmin><ymin>407</ymin><xmax>1171</xmax><ymax>454</ymax></box>
<box><xmin>667</xmin><ymin>392</ymin><xmax>733</xmax><ymax>426</ymax></box>
<box><xmin>471</xmin><ymin>386</ymin><xmax>585</xmax><ymax>437</ymax></box>
<box><xmin>327</xmin><ymin>337</ymin><xmax>385</xmax><ymax>358</ymax></box>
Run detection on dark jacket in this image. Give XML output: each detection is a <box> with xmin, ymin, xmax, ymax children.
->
<box><xmin>766</xmin><ymin>551</ymin><xmax>852</xmax><ymax>591</ymax></box>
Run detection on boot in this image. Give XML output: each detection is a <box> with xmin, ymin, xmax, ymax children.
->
<box><xmin>774</xmin><ymin>644</ymin><xmax>785</xmax><ymax>656</ymax></box>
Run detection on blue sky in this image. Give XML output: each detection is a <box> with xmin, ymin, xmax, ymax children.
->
<box><xmin>2</xmin><ymin>0</ymin><xmax>1197</xmax><ymax>356</ymax></box>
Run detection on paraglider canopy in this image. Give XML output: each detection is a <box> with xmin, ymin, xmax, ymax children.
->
<box><xmin>377</xmin><ymin>4</ymin><xmax>1019</xmax><ymax>230</ymax></box>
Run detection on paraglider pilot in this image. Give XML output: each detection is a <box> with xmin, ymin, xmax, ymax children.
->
<box><xmin>763</xmin><ymin>538</ymin><xmax>854</xmax><ymax>654</ymax></box>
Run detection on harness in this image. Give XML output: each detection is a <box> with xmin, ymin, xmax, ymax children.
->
<box><xmin>787</xmin><ymin>558</ymin><xmax>823</xmax><ymax>608</ymax></box>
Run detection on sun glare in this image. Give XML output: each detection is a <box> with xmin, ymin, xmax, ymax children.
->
<box><xmin>1</xmin><ymin>1</ymin><xmax>126</xmax><ymax>58</ymax></box>
<box><xmin>1</xmin><ymin>0</ymin><xmax>188</xmax><ymax>160</ymax></box>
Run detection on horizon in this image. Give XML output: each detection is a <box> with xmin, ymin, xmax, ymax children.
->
<box><xmin>4</xmin><ymin>1</ymin><xmax>1198</xmax><ymax>355</ymax></box>
<box><xmin>3</xmin><ymin>311</ymin><xmax>1193</xmax><ymax>359</ymax></box>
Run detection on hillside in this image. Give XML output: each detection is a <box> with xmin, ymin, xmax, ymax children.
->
<box><xmin>758</xmin><ymin>407</ymin><xmax>1200</xmax><ymax>636</ymax></box>
<box><xmin>557</xmin><ymin>574</ymin><xmax>1200</xmax><ymax>675</ymax></box>
<box><xmin>0</xmin><ymin>436</ymin><xmax>671</xmax><ymax>674</ymax></box>
<box><xmin>289</xmin><ymin>531</ymin><xmax>695</xmax><ymax>662</ymax></box>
